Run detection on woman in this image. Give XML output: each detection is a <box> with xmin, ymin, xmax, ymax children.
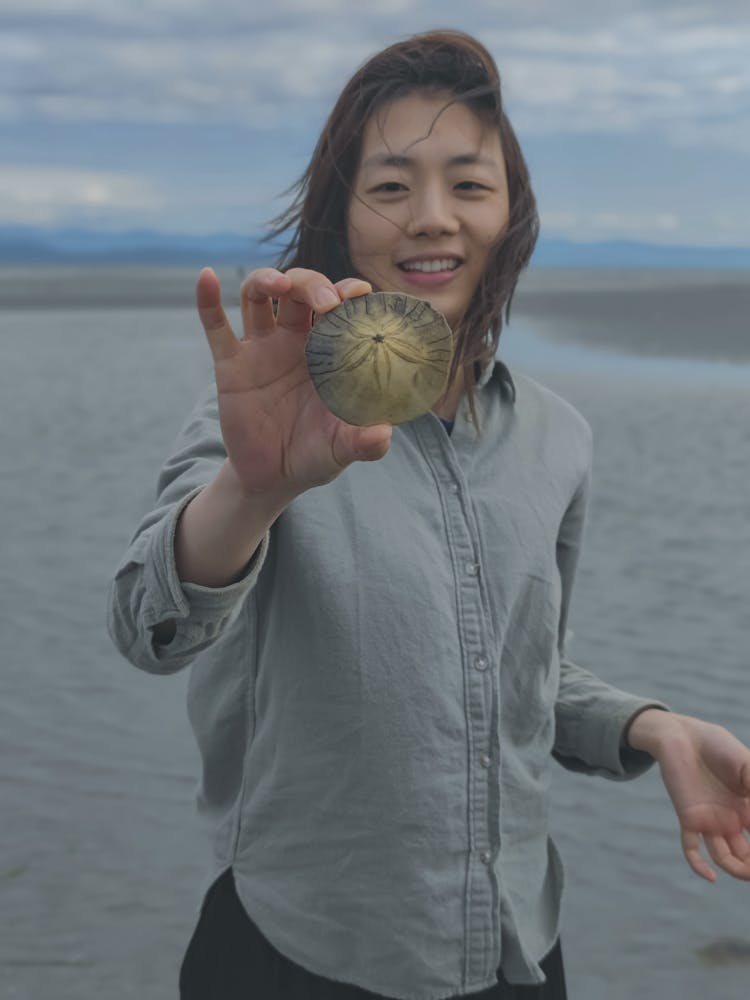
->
<box><xmin>107</xmin><ymin>30</ymin><xmax>750</xmax><ymax>1000</ymax></box>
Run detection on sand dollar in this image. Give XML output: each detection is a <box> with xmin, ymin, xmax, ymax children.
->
<box><xmin>305</xmin><ymin>291</ymin><xmax>453</xmax><ymax>426</ymax></box>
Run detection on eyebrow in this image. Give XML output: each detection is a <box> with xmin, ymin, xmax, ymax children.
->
<box><xmin>362</xmin><ymin>152</ymin><xmax>499</xmax><ymax>170</ymax></box>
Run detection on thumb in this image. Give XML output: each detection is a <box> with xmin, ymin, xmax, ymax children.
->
<box><xmin>332</xmin><ymin>423</ymin><xmax>392</xmax><ymax>467</ymax></box>
<box><xmin>740</xmin><ymin>758</ymin><xmax>750</xmax><ymax>797</ymax></box>
<box><xmin>720</xmin><ymin>749</ymin><xmax>750</xmax><ymax>798</ymax></box>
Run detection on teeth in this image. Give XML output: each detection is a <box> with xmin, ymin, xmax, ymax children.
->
<box><xmin>401</xmin><ymin>258</ymin><xmax>460</xmax><ymax>272</ymax></box>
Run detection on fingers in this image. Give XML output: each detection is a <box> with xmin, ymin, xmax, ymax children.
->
<box><xmin>705</xmin><ymin>833</ymin><xmax>750</xmax><ymax>881</ymax></box>
<box><xmin>240</xmin><ymin>268</ymin><xmax>292</xmax><ymax>339</ymax></box>
<box><xmin>238</xmin><ymin>268</ymin><xmax>372</xmax><ymax>342</ymax></box>
<box><xmin>275</xmin><ymin>268</ymin><xmax>342</xmax><ymax>333</ymax></box>
<box><xmin>334</xmin><ymin>277</ymin><xmax>373</xmax><ymax>299</ymax></box>
<box><xmin>681</xmin><ymin>829</ymin><xmax>716</xmax><ymax>882</ymax></box>
<box><xmin>196</xmin><ymin>267</ymin><xmax>240</xmax><ymax>363</ymax></box>
<box><xmin>739</xmin><ymin>758</ymin><xmax>750</xmax><ymax>798</ymax></box>
<box><xmin>728</xmin><ymin>830</ymin><xmax>750</xmax><ymax>868</ymax></box>
<box><xmin>681</xmin><ymin>827</ymin><xmax>750</xmax><ymax>882</ymax></box>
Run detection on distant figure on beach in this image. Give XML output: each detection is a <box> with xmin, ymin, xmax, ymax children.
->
<box><xmin>107</xmin><ymin>30</ymin><xmax>750</xmax><ymax>1000</ymax></box>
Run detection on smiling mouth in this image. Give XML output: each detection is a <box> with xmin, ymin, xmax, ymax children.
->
<box><xmin>398</xmin><ymin>258</ymin><xmax>462</xmax><ymax>273</ymax></box>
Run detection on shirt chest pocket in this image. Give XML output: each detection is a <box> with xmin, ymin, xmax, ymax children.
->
<box><xmin>473</xmin><ymin>492</ymin><xmax>560</xmax><ymax>590</ymax></box>
<box><xmin>471</xmin><ymin>492</ymin><xmax>564</xmax><ymax>714</ymax></box>
<box><xmin>498</xmin><ymin>570</ymin><xmax>562</xmax><ymax>741</ymax></box>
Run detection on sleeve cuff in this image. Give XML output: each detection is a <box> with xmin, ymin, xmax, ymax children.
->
<box><xmin>599</xmin><ymin>698</ymin><xmax>670</xmax><ymax>778</ymax></box>
<box><xmin>141</xmin><ymin>487</ymin><xmax>271</xmax><ymax>652</ymax></box>
<box><xmin>555</xmin><ymin>692</ymin><xmax>671</xmax><ymax>780</ymax></box>
<box><xmin>618</xmin><ymin>703</ymin><xmax>671</xmax><ymax>776</ymax></box>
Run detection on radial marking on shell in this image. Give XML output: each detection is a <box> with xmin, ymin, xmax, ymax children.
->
<box><xmin>372</xmin><ymin>343</ymin><xmax>383</xmax><ymax>394</ymax></box>
<box><xmin>314</xmin><ymin>342</ymin><xmax>374</xmax><ymax>386</ymax></box>
<box><xmin>305</xmin><ymin>291</ymin><xmax>453</xmax><ymax>425</ymax></box>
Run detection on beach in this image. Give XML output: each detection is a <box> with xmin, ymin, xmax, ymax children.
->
<box><xmin>1</xmin><ymin>266</ymin><xmax>749</xmax><ymax>1000</ymax></box>
<box><xmin>2</xmin><ymin>265</ymin><xmax>748</xmax><ymax>364</ymax></box>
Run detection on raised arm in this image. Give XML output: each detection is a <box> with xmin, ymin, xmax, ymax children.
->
<box><xmin>107</xmin><ymin>266</ymin><xmax>392</xmax><ymax>671</ymax></box>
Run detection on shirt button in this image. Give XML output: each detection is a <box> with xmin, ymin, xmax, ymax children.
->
<box><xmin>465</xmin><ymin>561</ymin><xmax>479</xmax><ymax>577</ymax></box>
<box><xmin>474</xmin><ymin>655</ymin><xmax>488</xmax><ymax>672</ymax></box>
<box><xmin>479</xmin><ymin>850</ymin><xmax>492</xmax><ymax>865</ymax></box>
<box><xmin>480</xmin><ymin>754</ymin><xmax>491</xmax><ymax>768</ymax></box>
<box><xmin>448</xmin><ymin>482</ymin><xmax>460</xmax><ymax>494</ymax></box>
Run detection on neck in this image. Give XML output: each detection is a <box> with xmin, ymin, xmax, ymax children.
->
<box><xmin>431</xmin><ymin>368</ymin><xmax>466</xmax><ymax>421</ymax></box>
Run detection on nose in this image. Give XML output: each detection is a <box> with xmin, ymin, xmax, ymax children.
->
<box><xmin>404</xmin><ymin>184</ymin><xmax>460</xmax><ymax>238</ymax></box>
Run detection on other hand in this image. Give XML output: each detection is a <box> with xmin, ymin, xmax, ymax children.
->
<box><xmin>630</xmin><ymin>710</ymin><xmax>750</xmax><ymax>882</ymax></box>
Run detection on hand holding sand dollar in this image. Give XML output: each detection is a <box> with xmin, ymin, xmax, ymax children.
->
<box><xmin>195</xmin><ymin>266</ymin><xmax>394</xmax><ymax>499</ymax></box>
<box><xmin>305</xmin><ymin>292</ymin><xmax>453</xmax><ymax>426</ymax></box>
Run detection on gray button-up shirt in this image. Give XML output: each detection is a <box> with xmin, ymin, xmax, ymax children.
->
<box><xmin>107</xmin><ymin>360</ymin><xmax>665</xmax><ymax>999</ymax></box>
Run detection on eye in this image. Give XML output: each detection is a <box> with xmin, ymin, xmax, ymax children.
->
<box><xmin>373</xmin><ymin>181</ymin><xmax>407</xmax><ymax>193</ymax></box>
<box><xmin>455</xmin><ymin>181</ymin><xmax>487</xmax><ymax>191</ymax></box>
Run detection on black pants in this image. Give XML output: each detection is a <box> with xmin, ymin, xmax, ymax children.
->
<box><xmin>179</xmin><ymin>868</ymin><xmax>568</xmax><ymax>1000</ymax></box>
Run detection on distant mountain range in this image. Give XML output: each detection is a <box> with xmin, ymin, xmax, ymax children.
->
<box><xmin>0</xmin><ymin>225</ymin><xmax>267</xmax><ymax>265</ymax></box>
<box><xmin>532</xmin><ymin>238</ymin><xmax>750</xmax><ymax>268</ymax></box>
<box><xmin>1</xmin><ymin>224</ymin><xmax>749</xmax><ymax>268</ymax></box>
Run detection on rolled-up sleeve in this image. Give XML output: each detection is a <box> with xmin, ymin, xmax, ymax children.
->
<box><xmin>552</xmin><ymin>443</ymin><xmax>669</xmax><ymax>779</ymax></box>
<box><xmin>106</xmin><ymin>384</ymin><xmax>270</xmax><ymax>674</ymax></box>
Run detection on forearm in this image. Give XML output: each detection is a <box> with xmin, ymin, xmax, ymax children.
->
<box><xmin>175</xmin><ymin>458</ymin><xmax>296</xmax><ymax>588</ymax></box>
<box><xmin>625</xmin><ymin>706</ymin><xmax>679</xmax><ymax>756</ymax></box>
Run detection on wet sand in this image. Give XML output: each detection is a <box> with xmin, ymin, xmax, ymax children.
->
<box><xmin>2</xmin><ymin>291</ymin><xmax>749</xmax><ymax>1000</ymax></box>
<box><xmin>2</xmin><ymin>265</ymin><xmax>749</xmax><ymax>364</ymax></box>
<box><xmin>512</xmin><ymin>268</ymin><xmax>750</xmax><ymax>364</ymax></box>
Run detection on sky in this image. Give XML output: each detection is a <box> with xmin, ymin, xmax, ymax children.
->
<box><xmin>2</xmin><ymin>0</ymin><xmax>749</xmax><ymax>247</ymax></box>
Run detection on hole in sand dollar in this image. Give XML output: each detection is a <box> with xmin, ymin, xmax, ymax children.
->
<box><xmin>305</xmin><ymin>291</ymin><xmax>453</xmax><ymax>426</ymax></box>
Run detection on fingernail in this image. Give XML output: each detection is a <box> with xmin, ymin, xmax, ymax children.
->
<box><xmin>346</xmin><ymin>281</ymin><xmax>372</xmax><ymax>296</ymax></box>
<box><xmin>314</xmin><ymin>288</ymin><xmax>339</xmax><ymax>311</ymax></box>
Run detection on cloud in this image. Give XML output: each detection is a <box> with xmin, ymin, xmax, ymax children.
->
<box><xmin>590</xmin><ymin>210</ymin><xmax>680</xmax><ymax>233</ymax></box>
<box><xmin>539</xmin><ymin>207</ymin><xmax>681</xmax><ymax>242</ymax></box>
<box><xmin>2</xmin><ymin>1</ymin><xmax>748</xmax><ymax>242</ymax></box>
<box><xmin>2</xmin><ymin>0</ymin><xmax>748</xmax><ymax>148</ymax></box>
<box><xmin>0</xmin><ymin>166</ymin><xmax>162</xmax><ymax>224</ymax></box>
<box><xmin>490</xmin><ymin>14</ymin><xmax>750</xmax><ymax>150</ymax></box>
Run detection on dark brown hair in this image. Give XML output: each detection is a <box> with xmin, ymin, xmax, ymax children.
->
<box><xmin>263</xmin><ymin>29</ymin><xmax>539</xmax><ymax>432</ymax></box>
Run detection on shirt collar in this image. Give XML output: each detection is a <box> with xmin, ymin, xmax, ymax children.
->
<box><xmin>475</xmin><ymin>356</ymin><xmax>516</xmax><ymax>402</ymax></box>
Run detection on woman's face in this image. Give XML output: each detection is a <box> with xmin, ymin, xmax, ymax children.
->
<box><xmin>347</xmin><ymin>91</ymin><xmax>510</xmax><ymax>331</ymax></box>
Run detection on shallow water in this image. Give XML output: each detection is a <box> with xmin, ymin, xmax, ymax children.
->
<box><xmin>1</xmin><ymin>271</ymin><xmax>749</xmax><ymax>999</ymax></box>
